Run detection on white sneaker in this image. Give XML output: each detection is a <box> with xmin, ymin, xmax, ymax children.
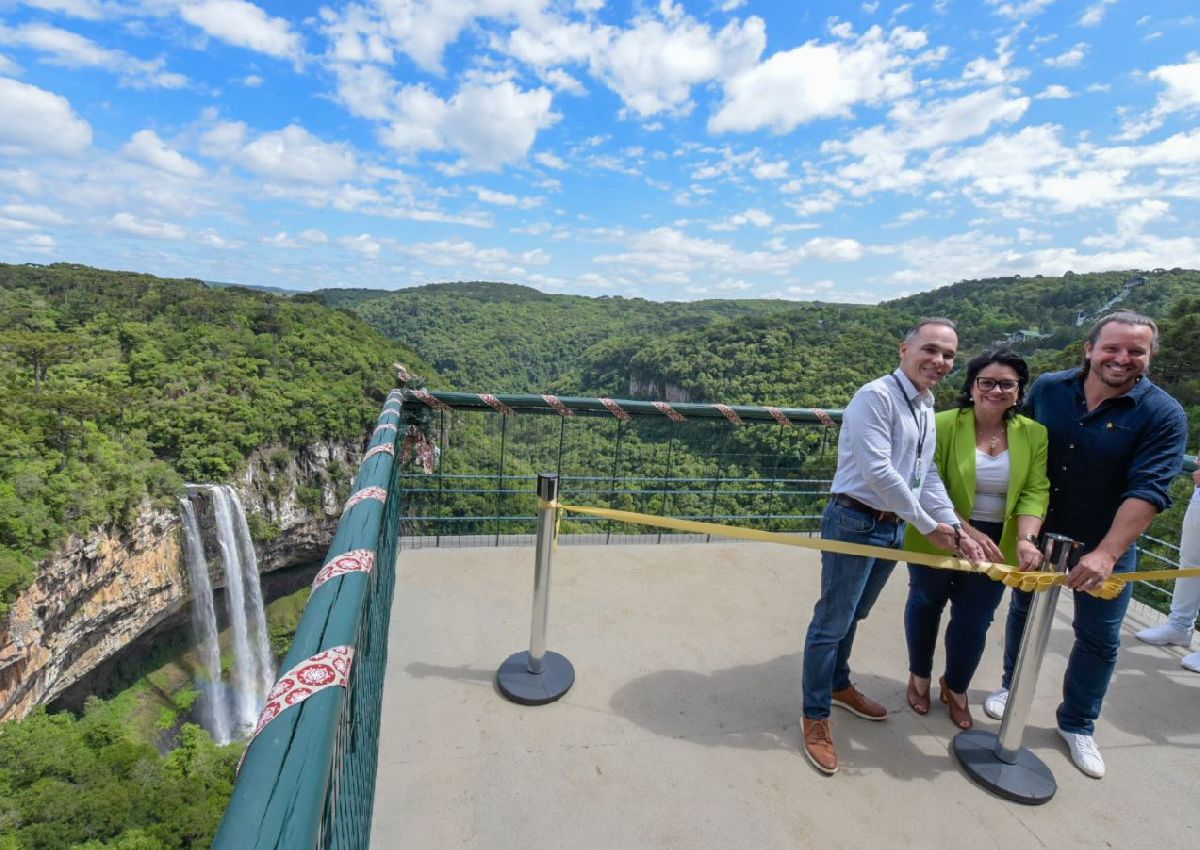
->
<box><xmin>983</xmin><ymin>688</ymin><xmax>1008</xmax><ymax>720</ymax></box>
<box><xmin>1135</xmin><ymin>622</ymin><xmax>1193</xmax><ymax>646</ymax></box>
<box><xmin>1182</xmin><ymin>651</ymin><xmax>1200</xmax><ymax>673</ymax></box>
<box><xmin>1058</xmin><ymin>728</ymin><xmax>1105</xmax><ymax>778</ymax></box>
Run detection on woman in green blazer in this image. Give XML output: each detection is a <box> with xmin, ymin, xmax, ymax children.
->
<box><xmin>902</xmin><ymin>349</ymin><xmax>1050</xmax><ymax>729</ymax></box>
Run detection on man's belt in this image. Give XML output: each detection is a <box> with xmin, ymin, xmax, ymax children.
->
<box><xmin>833</xmin><ymin>494</ymin><xmax>900</xmax><ymax>524</ymax></box>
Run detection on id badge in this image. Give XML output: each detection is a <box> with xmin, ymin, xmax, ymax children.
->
<box><xmin>910</xmin><ymin>474</ymin><xmax>923</xmax><ymax>496</ymax></box>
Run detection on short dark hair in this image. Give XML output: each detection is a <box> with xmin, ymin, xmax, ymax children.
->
<box><xmin>904</xmin><ymin>317</ymin><xmax>957</xmax><ymax>342</ymax></box>
<box><xmin>955</xmin><ymin>348</ymin><xmax>1030</xmax><ymax>420</ymax></box>
<box><xmin>1086</xmin><ymin>310</ymin><xmax>1159</xmax><ymax>354</ymax></box>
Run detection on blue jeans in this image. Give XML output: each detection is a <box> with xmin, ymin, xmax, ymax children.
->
<box><xmin>1000</xmin><ymin>546</ymin><xmax>1137</xmax><ymax>735</ymax></box>
<box><xmin>905</xmin><ymin>519</ymin><xmax>1006</xmax><ymax>693</ymax></box>
<box><xmin>802</xmin><ymin>502</ymin><xmax>903</xmax><ymax>720</ymax></box>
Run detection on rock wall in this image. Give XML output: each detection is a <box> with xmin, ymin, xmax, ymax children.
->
<box><xmin>0</xmin><ymin>438</ymin><xmax>364</xmax><ymax>722</ymax></box>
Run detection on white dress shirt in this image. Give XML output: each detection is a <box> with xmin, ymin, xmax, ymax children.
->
<box><xmin>829</xmin><ymin>368</ymin><xmax>957</xmax><ymax>534</ymax></box>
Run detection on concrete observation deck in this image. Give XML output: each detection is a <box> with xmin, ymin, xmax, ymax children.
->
<box><xmin>372</xmin><ymin>542</ymin><xmax>1200</xmax><ymax>849</ymax></box>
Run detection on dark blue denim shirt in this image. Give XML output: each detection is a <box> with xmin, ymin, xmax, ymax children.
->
<box><xmin>1024</xmin><ymin>367</ymin><xmax>1188</xmax><ymax>552</ymax></box>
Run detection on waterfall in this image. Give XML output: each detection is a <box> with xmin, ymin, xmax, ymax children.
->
<box><xmin>225</xmin><ymin>485</ymin><xmax>276</xmax><ymax>704</ymax></box>
<box><xmin>179</xmin><ymin>498</ymin><xmax>231</xmax><ymax>745</ymax></box>
<box><xmin>210</xmin><ymin>485</ymin><xmax>275</xmax><ymax>735</ymax></box>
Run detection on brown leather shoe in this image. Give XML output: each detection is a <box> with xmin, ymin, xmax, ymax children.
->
<box><xmin>802</xmin><ymin>718</ymin><xmax>838</xmax><ymax>775</ymax></box>
<box><xmin>831</xmin><ymin>684</ymin><xmax>888</xmax><ymax>720</ymax></box>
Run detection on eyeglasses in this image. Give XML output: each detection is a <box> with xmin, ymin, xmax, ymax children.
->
<box><xmin>974</xmin><ymin>377</ymin><xmax>1019</xmax><ymax>393</ymax></box>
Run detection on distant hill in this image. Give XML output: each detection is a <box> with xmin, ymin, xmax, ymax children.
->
<box><xmin>320</xmin><ymin>269</ymin><xmax>1200</xmax><ymax>413</ymax></box>
<box><xmin>204</xmin><ymin>278</ymin><xmax>298</xmax><ymax>295</ymax></box>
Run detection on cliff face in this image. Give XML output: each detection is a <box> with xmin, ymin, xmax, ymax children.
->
<box><xmin>0</xmin><ymin>438</ymin><xmax>362</xmax><ymax>722</ymax></box>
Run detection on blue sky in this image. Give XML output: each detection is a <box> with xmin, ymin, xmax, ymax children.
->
<box><xmin>0</xmin><ymin>0</ymin><xmax>1198</xmax><ymax>302</ymax></box>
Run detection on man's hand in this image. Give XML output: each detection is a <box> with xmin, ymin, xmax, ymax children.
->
<box><xmin>925</xmin><ymin>523</ymin><xmax>985</xmax><ymax>565</ymax></box>
<box><xmin>1015</xmin><ymin>539</ymin><xmax>1043</xmax><ymax>571</ymax></box>
<box><xmin>1065</xmin><ymin>549</ymin><xmax>1117</xmax><ymax>591</ymax></box>
<box><xmin>1192</xmin><ymin>467</ymin><xmax>1200</xmax><ymax>488</ymax></box>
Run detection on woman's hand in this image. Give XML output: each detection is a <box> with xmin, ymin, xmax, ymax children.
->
<box><xmin>1015</xmin><ymin>538</ymin><xmax>1043</xmax><ymax>571</ymax></box>
<box><xmin>965</xmin><ymin>524</ymin><xmax>1004</xmax><ymax>563</ymax></box>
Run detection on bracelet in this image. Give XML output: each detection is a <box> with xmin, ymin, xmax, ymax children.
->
<box><xmin>952</xmin><ymin>523</ymin><xmax>963</xmax><ymax>546</ymax></box>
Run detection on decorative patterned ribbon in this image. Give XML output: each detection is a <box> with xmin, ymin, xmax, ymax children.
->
<box><xmin>239</xmin><ymin>646</ymin><xmax>355</xmax><ymax>773</ymax></box>
<box><xmin>479</xmin><ymin>393</ymin><xmax>515</xmax><ymax>415</ymax></box>
<box><xmin>364</xmin><ymin>442</ymin><xmax>395</xmax><ymax>461</ymax></box>
<box><xmin>652</xmin><ymin>401</ymin><xmax>685</xmax><ymax>422</ymax></box>
<box><xmin>345</xmin><ymin>486</ymin><xmax>387</xmax><ymax>510</ymax></box>
<box><xmin>541</xmin><ymin>394</ymin><xmax>575</xmax><ymax>417</ymax></box>
<box><xmin>714</xmin><ymin>403</ymin><xmax>743</xmax><ymax>426</ymax></box>
<box><xmin>410</xmin><ymin>389</ymin><xmax>450</xmax><ymax>412</ymax></box>
<box><xmin>598</xmin><ymin>397</ymin><xmax>631</xmax><ymax>422</ymax></box>
<box><xmin>312</xmin><ymin>549</ymin><xmax>375</xmax><ymax>591</ymax></box>
<box><xmin>373</xmin><ymin>422</ymin><xmax>398</xmax><ymax>437</ymax></box>
<box><xmin>393</xmin><ymin>363</ymin><xmax>409</xmax><ymax>384</ymax></box>
<box><xmin>812</xmin><ymin>408</ymin><xmax>837</xmax><ymax>428</ymax></box>
<box><xmin>766</xmin><ymin>407</ymin><xmax>793</xmax><ymax>428</ymax></box>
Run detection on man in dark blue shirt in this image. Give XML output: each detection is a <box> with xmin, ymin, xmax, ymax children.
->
<box><xmin>984</xmin><ymin>311</ymin><xmax>1188</xmax><ymax>779</ymax></box>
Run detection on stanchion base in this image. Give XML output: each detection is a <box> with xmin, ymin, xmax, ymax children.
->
<box><xmin>497</xmin><ymin>651</ymin><xmax>575</xmax><ymax>706</ymax></box>
<box><xmin>953</xmin><ymin>730</ymin><xmax>1056</xmax><ymax>805</ymax></box>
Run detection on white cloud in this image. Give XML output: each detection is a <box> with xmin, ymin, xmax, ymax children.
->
<box><xmin>802</xmin><ymin>235</ymin><xmax>864</xmax><ymax>261</ymax></box>
<box><xmin>0</xmin><ymin>204</ymin><xmax>65</xmax><ymax>226</ymax></box>
<box><xmin>535</xmin><ymin>151</ymin><xmax>568</xmax><ymax>169</ymax></box>
<box><xmin>200</xmin><ymin>121</ymin><xmax>357</xmax><ymax>184</ymax></box>
<box><xmin>988</xmin><ymin>0</ymin><xmax>1055</xmax><ymax>19</ymax></box>
<box><xmin>0</xmin><ymin>78</ymin><xmax>92</xmax><ymax>156</ymax></box>
<box><xmin>180</xmin><ymin>0</ymin><xmax>302</xmax><ymax>59</ymax></box>
<box><xmin>0</xmin><ymin>22</ymin><xmax>188</xmax><ymax>88</ymax></box>
<box><xmin>1044</xmin><ymin>43</ymin><xmax>1086</xmax><ymax>68</ymax></box>
<box><xmin>595</xmin><ymin>7</ymin><xmax>765</xmax><ymax>116</ymax></box>
<box><xmin>122</xmin><ymin>130</ymin><xmax>204</xmax><ymax>178</ymax></box>
<box><xmin>18</xmin><ymin>0</ymin><xmax>106</xmax><ymax>19</ymax></box>
<box><xmin>1148</xmin><ymin>59</ymin><xmax>1200</xmax><ymax>114</ymax></box>
<box><xmin>709</xmin><ymin>208</ymin><xmax>773</xmax><ymax>230</ymax></box>
<box><xmin>1036</xmin><ymin>84</ymin><xmax>1072</xmax><ymax>99</ymax></box>
<box><xmin>472</xmin><ymin>186</ymin><xmax>543</xmax><ymax>208</ymax></box>
<box><xmin>1079</xmin><ymin>0</ymin><xmax>1117</xmax><ymax>27</ymax></box>
<box><xmin>109</xmin><ymin>211</ymin><xmax>186</xmax><ymax>240</ymax></box>
<box><xmin>339</xmin><ymin>233</ymin><xmax>382</xmax><ymax>257</ymax></box>
<box><xmin>321</xmin><ymin>0</ymin><xmax>539</xmax><ymax>74</ymax></box>
<box><xmin>399</xmin><ymin>239</ymin><xmax>552</xmax><ymax>275</ymax></box>
<box><xmin>753</xmin><ymin>160</ymin><xmax>789</xmax><ymax>179</ymax></box>
<box><xmin>709</xmin><ymin>26</ymin><xmax>925</xmax><ymax>134</ymax></box>
<box><xmin>380</xmin><ymin>79</ymin><xmax>558</xmax><ymax>171</ymax></box>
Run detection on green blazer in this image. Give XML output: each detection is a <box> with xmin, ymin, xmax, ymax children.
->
<box><xmin>903</xmin><ymin>408</ymin><xmax>1050</xmax><ymax>565</ymax></box>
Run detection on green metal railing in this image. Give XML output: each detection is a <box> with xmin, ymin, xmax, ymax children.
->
<box><xmin>213</xmin><ymin>391</ymin><xmax>403</xmax><ymax>849</ymax></box>
<box><xmin>212</xmin><ymin>388</ymin><xmax>1197</xmax><ymax>847</ymax></box>
<box><xmin>397</xmin><ymin>390</ymin><xmax>843</xmax><ymax>544</ymax></box>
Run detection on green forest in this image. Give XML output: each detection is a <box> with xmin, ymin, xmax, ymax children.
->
<box><xmin>1</xmin><ymin>261</ymin><xmax>1198</xmax><ymax>847</ymax></box>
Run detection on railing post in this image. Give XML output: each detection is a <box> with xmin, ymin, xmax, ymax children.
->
<box><xmin>952</xmin><ymin>533</ymin><xmax>1075</xmax><ymax>805</ymax></box>
<box><xmin>497</xmin><ymin>473</ymin><xmax>575</xmax><ymax>705</ymax></box>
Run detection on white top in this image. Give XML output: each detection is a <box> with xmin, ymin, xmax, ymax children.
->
<box><xmin>971</xmin><ymin>449</ymin><xmax>1010</xmax><ymax>523</ymax></box>
<box><xmin>1192</xmin><ymin>484</ymin><xmax>1200</xmax><ymax>505</ymax></box>
<box><xmin>830</xmin><ymin>368</ymin><xmax>956</xmax><ymax>534</ymax></box>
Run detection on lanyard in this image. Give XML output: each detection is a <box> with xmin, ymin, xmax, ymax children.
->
<box><xmin>890</xmin><ymin>374</ymin><xmax>927</xmax><ymax>469</ymax></box>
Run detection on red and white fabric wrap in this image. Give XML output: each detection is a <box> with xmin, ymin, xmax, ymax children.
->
<box><xmin>243</xmin><ymin>646</ymin><xmax>355</xmax><ymax>759</ymax></box>
<box><xmin>345</xmin><ymin>486</ymin><xmax>387</xmax><ymax>510</ymax></box>
<box><xmin>312</xmin><ymin>549</ymin><xmax>375</xmax><ymax>591</ymax></box>
<box><xmin>479</xmin><ymin>393</ymin><xmax>515</xmax><ymax>415</ymax></box>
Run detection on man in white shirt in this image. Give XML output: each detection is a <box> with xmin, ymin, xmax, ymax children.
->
<box><xmin>801</xmin><ymin>318</ymin><xmax>984</xmax><ymax>775</ymax></box>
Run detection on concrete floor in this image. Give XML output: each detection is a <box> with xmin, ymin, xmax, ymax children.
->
<box><xmin>372</xmin><ymin>542</ymin><xmax>1200</xmax><ymax>850</ymax></box>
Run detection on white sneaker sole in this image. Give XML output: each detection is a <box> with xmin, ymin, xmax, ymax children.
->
<box><xmin>831</xmin><ymin>698</ymin><xmax>888</xmax><ymax>721</ymax></box>
<box><xmin>803</xmin><ymin>744</ymin><xmax>838</xmax><ymax>775</ymax></box>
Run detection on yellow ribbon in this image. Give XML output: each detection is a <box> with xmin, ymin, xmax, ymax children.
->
<box><xmin>538</xmin><ymin>500</ymin><xmax>1200</xmax><ymax>600</ymax></box>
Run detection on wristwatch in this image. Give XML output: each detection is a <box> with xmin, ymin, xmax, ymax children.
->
<box><xmin>1023</xmin><ymin>533</ymin><xmax>1039</xmax><ymax>544</ymax></box>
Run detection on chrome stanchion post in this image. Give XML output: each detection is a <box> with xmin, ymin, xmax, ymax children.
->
<box><xmin>497</xmin><ymin>473</ymin><xmax>575</xmax><ymax>705</ymax></box>
<box><xmin>951</xmin><ymin>533</ymin><xmax>1075</xmax><ymax>805</ymax></box>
